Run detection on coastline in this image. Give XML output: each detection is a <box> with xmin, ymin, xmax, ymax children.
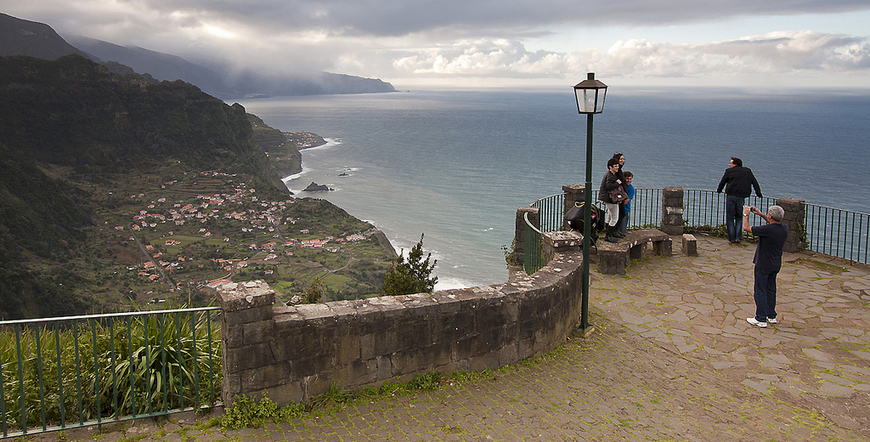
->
<box><xmin>282</xmin><ymin>134</ymin><xmax>401</xmax><ymax>265</ymax></box>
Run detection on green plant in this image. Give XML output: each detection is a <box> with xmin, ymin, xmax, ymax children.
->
<box><xmin>220</xmin><ymin>394</ymin><xmax>278</xmax><ymax>430</ymax></box>
<box><xmin>796</xmin><ymin>219</ymin><xmax>807</xmax><ymax>249</ymax></box>
<box><xmin>501</xmin><ymin>239</ymin><xmax>517</xmax><ymax>269</ymax></box>
<box><xmin>0</xmin><ymin>306</ymin><xmax>220</xmax><ymax>430</ymax></box>
<box><xmin>221</xmin><ymin>394</ymin><xmax>309</xmax><ymax>429</ymax></box>
<box><xmin>408</xmin><ymin>371</ymin><xmax>444</xmax><ymax>391</ymax></box>
<box><xmin>382</xmin><ymin>234</ymin><xmax>437</xmax><ymax>295</ymax></box>
<box><xmin>302</xmin><ymin>275</ymin><xmax>324</xmax><ymax>304</ymax></box>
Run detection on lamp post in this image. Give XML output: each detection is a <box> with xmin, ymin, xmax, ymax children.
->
<box><xmin>573</xmin><ymin>72</ymin><xmax>607</xmax><ymax>332</ymax></box>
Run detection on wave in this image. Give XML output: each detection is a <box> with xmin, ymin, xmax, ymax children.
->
<box><xmin>434</xmin><ymin>275</ymin><xmax>479</xmax><ymax>291</ymax></box>
<box><xmin>282</xmin><ymin>138</ymin><xmax>344</xmax><ymax>192</ymax></box>
<box><xmin>306</xmin><ymin>137</ymin><xmax>342</xmax><ymax>151</ymax></box>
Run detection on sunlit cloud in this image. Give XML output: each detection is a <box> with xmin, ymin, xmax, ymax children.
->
<box><xmin>4</xmin><ymin>0</ymin><xmax>870</xmax><ymax>87</ymax></box>
<box><xmin>389</xmin><ymin>31</ymin><xmax>870</xmax><ymax>82</ymax></box>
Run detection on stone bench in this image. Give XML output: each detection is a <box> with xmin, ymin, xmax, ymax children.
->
<box><xmin>596</xmin><ymin>229</ymin><xmax>672</xmax><ymax>275</ymax></box>
<box><xmin>682</xmin><ymin>234</ymin><xmax>698</xmax><ymax>256</ymax></box>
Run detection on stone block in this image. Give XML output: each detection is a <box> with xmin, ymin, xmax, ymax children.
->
<box><xmin>263</xmin><ymin>382</ymin><xmax>304</xmax><ymax>407</ymax></box>
<box><xmin>241</xmin><ymin>319</ymin><xmax>274</xmax><ymax>345</ymax></box>
<box><xmin>290</xmin><ymin>355</ymin><xmax>317</xmax><ymax>379</ymax></box>
<box><xmin>471</xmin><ymin>327</ymin><xmax>505</xmax><ymax>357</ymax></box>
<box><xmin>223</xmin><ymin>305</ymin><xmax>273</xmax><ymax>326</ymax></box>
<box><xmin>225</xmin><ymin>341</ymin><xmax>275</xmax><ymax>373</ymax></box>
<box><xmin>653</xmin><ymin>237</ymin><xmax>673</xmax><ymax>256</ymax></box>
<box><xmin>597</xmin><ymin>253</ymin><xmax>627</xmax><ymax>275</ymax></box>
<box><xmin>239</xmin><ymin>363</ymin><xmax>291</xmax><ymax>391</ymax></box>
<box><xmin>376</xmin><ymin>355</ymin><xmax>393</xmax><ymax>381</ymax></box>
<box><xmin>360</xmin><ymin>333</ymin><xmax>377</xmax><ymax>360</ymax></box>
<box><xmin>469</xmin><ymin>351</ymin><xmax>500</xmax><ymax>372</ymax></box>
<box><xmin>373</xmin><ymin>329</ymin><xmax>401</xmax><ymax>356</ymax></box>
<box><xmin>336</xmin><ymin>334</ymin><xmax>361</xmax><ymax>366</ymax></box>
<box><xmin>682</xmin><ymin>234</ymin><xmax>698</xmax><ymax>256</ymax></box>
<box><xmin>398</xmin><ymin>320</ymin><xmax>432</xmax><ymax>349</ymax></box>
<box><xmin>216</xmin><ymin>280</ymin><xmax>275</xmax><ymax>314</ymax></box>
<box><xmin>222</xmin><ymin>323</ymin><xmax>244</xmax><ymax>349</ymax></box>
<box><xmin>497</xmin><ymin>342</ymin><xmax>519</xmax><ymax>367</ymax></box>
<box><xmin>629</xmin><ymin>242</ymin><xmax>646</xmax><ymax>260</ymax></box>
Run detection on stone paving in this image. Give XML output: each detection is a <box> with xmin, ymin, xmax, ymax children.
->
<box><xmin>23</xmin><ymin>235</ymin><xmax>870</xmax><ymax>441</ymax></box>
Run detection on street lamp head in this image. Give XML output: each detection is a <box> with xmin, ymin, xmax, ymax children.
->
<box><xmin>574</xmin><ymin>72</ymin><xmax>607</xmax><ymax>114</ymax></box>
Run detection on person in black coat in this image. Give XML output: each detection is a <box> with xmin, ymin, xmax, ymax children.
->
<box><xmin>598</xmin><ymin>157</ymin><xmax>623</xmax><ymax>243</ymax></box>
<box><xmin>717</xmin><ymin>157</ymin><xmax>763</xmax><ymax>243</ymax></box>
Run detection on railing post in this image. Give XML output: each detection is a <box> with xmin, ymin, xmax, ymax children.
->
<box><xmin>514</xmin><ymin>207</ymin><xmax>539</xmax><ymax>267</ymax></box>
<box><xmin>777</xmin><ymin>197</ymin><xmax>806</xmax><ymax>253</ymax></box>
<box><xmin>661</xmin><ymin>187</ymin><xmax>684</xmax><ymax>235</ymax></box>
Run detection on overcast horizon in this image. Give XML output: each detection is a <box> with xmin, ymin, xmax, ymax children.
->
<box><xmin>3</xmin><ymin>1</ymin><xmax>870</xmax><ymax>90</ymax></box>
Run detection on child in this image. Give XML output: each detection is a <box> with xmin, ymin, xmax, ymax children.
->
<box><xmin>618</xmin><ymin>172</ymin><xmax>635</xmax><ymax>235</ymax></box>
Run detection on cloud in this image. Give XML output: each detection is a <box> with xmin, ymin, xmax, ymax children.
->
<box><xmin>392</xmin><ymin>39</ymin><xmax>573</xmax><ymax>78</ymax></box>
<box><xmin>388</xmin><ymin>31</ymin><xmax>870</xmax><ymax>82</ymax></box>
<box><xmin>3</xmin><ymin>0</ymin><xmax>870</xmax><ymax>86</ymax></box>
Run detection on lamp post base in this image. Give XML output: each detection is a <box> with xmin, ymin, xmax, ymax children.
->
<box><xmin>575</xmin><ymin>324</ymin><xmax>596</xmax><ymax>338</ymax></box>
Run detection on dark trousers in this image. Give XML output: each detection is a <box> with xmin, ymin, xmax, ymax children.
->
<box><xmin>753</xmin><ymin>266</ymin><xmax>778</xmax><ymax>322</ymax></box>
<box><xmin>726</xmin><ymin>195</ymin><xmax>744</xmax><ymax>242</ymax></box>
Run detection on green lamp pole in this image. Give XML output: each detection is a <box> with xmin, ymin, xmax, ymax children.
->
<box><xmin>573</xmin><ymin>72</ymin><xmax>608</xmax><ymax>332</ymax></box>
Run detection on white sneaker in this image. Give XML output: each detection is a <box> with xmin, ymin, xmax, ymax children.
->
<box><xmin>768</xmin><ymin>318</ymin><xmax>778</xmax><ymax>324</ymax></box>
<box><xmin>747</xmin><ymin>318</ymin><xmax>768</xmax><ymax>328</ymax></box>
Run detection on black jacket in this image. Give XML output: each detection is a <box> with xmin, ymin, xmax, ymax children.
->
<box><xmin>717</xmin><ymin>166</ymin><xmax>762</xmax><ymax>198</ymax></box>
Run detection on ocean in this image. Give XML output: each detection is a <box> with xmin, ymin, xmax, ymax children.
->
<box><xmin>236</xmin><ymin>87</ymin><xmax>870</xmax><ymax>290</ymax></box>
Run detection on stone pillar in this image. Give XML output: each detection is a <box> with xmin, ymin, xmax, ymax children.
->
<box><xmin>542</xmin><ymin>230</ymin><xmax>582</xmax><ymax>265</ymax></box>
<box><xmin>562</xmin><ymin>184</ymin><xmax>585</xmax><ymax>229</ymax></box>
<box><xmin>513</xmin><ymin>207</ymin><xmax>539</xmax><ymax>266</ymax></box>
<box><xmin>215</xmin><ymin>280</ymin><xmax>276</xmax><ymax>407</ymax></box>
<box><xmin>660</xmin><ymin>187</ymin><xmax>684</xmax><ymax>235</ymax></box>
<box><xmin>776</xmin><ymin>197</ymin><xmax>805</xmax><ymax>253</ymax></box>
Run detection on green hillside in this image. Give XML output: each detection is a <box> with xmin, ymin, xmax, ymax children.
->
<box><xmin>0</xmin><ymin>55</ymin><xmax>393</xmax><ymax>320</ymax></box>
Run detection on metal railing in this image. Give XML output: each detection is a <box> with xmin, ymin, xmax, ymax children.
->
<box><xmin>523</xmin><ymin>211</ymin><xmax>544</xmax><ymax>275</ymax></box>
<box><xmin>805</xmin><ymin>203</ymin><xmax>870</xmax><ymax>263</ymax></box>
<box><xmin>523</xmin><ymin>188</ymin><xmax>869</xmax><ymax>274</ymax></box>
<box><xmin>0</xmin><ymin>307</ymin><xmax>221</xmax><ymax>439</ymax></box>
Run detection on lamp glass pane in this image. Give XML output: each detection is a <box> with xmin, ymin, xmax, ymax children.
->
<box><xmin>575</xmin><ymin>88</ymin><xmax>600</xmax><ymax>113</ymax></box>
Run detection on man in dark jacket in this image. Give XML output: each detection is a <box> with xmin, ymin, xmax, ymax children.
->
<box><xmin>717</xmin><ymin>157</ymin><xmax>763</xmax><ymax>243</ymax></box>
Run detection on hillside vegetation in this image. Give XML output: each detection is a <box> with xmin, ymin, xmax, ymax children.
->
<box><xmin>0</xmin><ymin>55</ymin><xmax>394</xmax><ymax>320</ymax></box>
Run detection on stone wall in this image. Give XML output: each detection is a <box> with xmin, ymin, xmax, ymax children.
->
<box><xmin>217</xmin><ymin>233</ymin><xmax>584</xmax><ymax>406</ymax></box>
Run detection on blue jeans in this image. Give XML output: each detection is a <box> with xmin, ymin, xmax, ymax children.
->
<box><xmin>753</xmin><ymin>266</ymin><xmax>778</xmax><ymax>322</ymax></box>
<box><xmin>618</xmin><ymin>211</ymin><xmax>630</xmax><ymax>235</ymax></box>
<box><xmin>726</xmin><ymin>195</ymin><xmax>744</xmax><ymax>242</ymax></box>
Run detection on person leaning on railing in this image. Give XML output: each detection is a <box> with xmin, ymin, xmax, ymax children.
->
<box><xmin>717</xmin><ymin>156</ymin><xmax>763</xmax><ymax>244</ymax></box>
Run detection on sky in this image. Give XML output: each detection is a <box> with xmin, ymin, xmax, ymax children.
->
<box><xmin>3</xmin><ymin>0</ymin><xmax>870</xmax><ymax>90</ymax></box>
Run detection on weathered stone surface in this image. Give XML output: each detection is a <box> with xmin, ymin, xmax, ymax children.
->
<box><xmin>216</xmin><ymin>280</ymin><xmax>275</xmax><ymax>313</ymax></box>
<box><xmin>661</xmin><ymin>187</ymin><xmax>685</xmax><ymax>235</ymax></box>
<box><xmin>596</xmin><ymin>229</ymin><xmax>671</xmax><ymax>274</ymax></box>
<box><xmin>777</xmin><ymin>197</ymin><xmax>806</xmax><ymax>253</ymax></box>
<box><xmin>682</xmin><ymin>234</ymin><xmax>698</xmax><ymax>256</ymax></box>
<box><xmin>220</xmin><ymin>248</ymin><xmax>584</xmax><ymax>406</ymax></box>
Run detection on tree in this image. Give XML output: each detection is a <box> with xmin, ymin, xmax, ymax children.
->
<box><xmin>302</xmin><ymin>275</ymin><xmax>323</xmax><ymax>304</ymax></box>
<box><xmin>382</xmin><ymin>234</ymin><xmax>437</xmax><ymax>296</ymax></box>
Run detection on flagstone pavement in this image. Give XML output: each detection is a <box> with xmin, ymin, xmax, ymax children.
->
<box><xmin>25</xmin><ymin>235</ymin><xmax>870</xmax><ymax>441</ymax></box>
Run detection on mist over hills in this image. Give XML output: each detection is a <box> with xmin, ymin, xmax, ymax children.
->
<box><xmin>1</xmin><ymin>12</ymin><xmax>396</xmax><ymax>98</ymax></box>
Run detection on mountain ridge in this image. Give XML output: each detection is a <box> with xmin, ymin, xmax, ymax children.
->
<box><xmin>1</xmin><ymin>12</ymin><xmax>396</xmax><ymax>98</ymax></box>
